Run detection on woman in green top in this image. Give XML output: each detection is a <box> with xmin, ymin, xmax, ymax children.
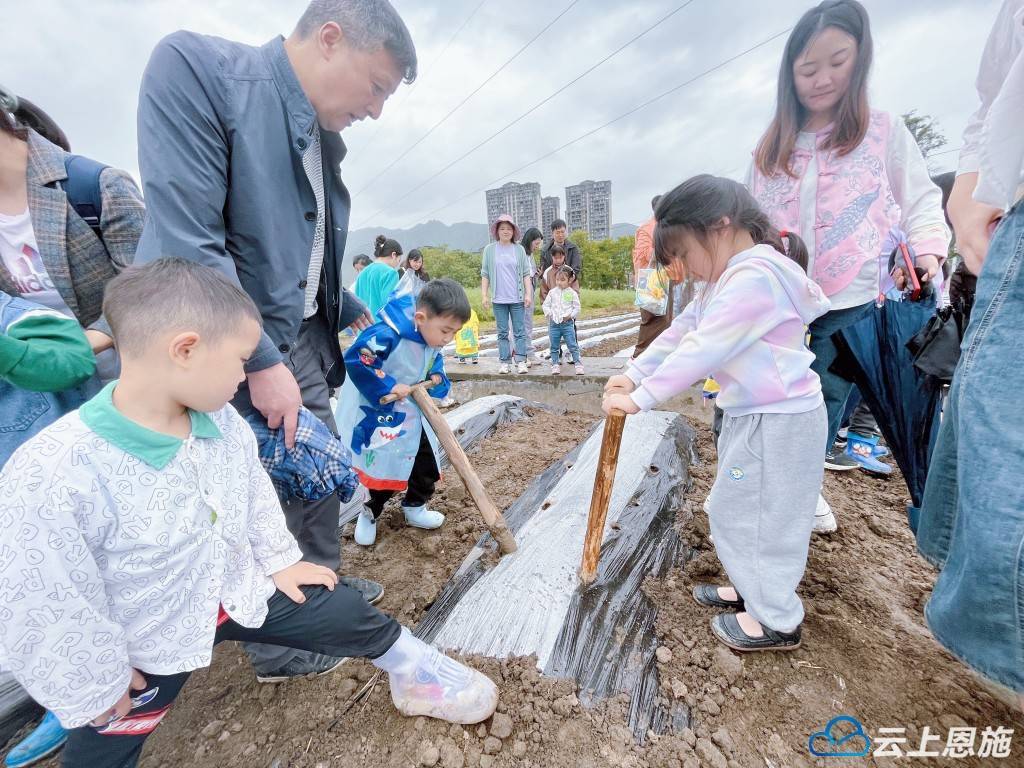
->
<box><xmin>354</xmin><ymin>235</ymin><xmax>402</xmax><ymax>318</ymax></box>
<box><xmin>480</xmin><ymin>214</ymin><xmax>532</xmax><ymax>374</ymax></box>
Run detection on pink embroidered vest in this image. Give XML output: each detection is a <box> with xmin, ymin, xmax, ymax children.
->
<box><xmin>749</xmin><ymin>110</ymin><xmax>901</xmax><ymax>297</ymax></box>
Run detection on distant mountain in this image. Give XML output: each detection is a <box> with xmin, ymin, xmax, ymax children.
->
<box><xmin>347</xmin><ymin>220</ymin><xmax>489</xmax><ymax>258</ymax></box>
<box><xmin>610</xmin><ymin>223</ymin><xmax>639</xmax><ymax>239</ymax></box>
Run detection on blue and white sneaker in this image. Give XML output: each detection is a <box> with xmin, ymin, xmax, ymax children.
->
<box><xmin>846</xmin><ymin>432</ymin><xmax>893</xmax><ymax>475</ymax></box>
<box><xmin>5</xmin><ymin>711</ymin><xmax>67</xmax><ymax>768</ymax></box>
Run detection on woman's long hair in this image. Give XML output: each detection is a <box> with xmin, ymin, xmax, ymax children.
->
<box><xmin>753</xmin><ymin>0</ymin><xmax>872</xmax><ymax>177</ymax></box>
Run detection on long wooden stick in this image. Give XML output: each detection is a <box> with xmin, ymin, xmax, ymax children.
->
<box><xmin>411</xmin><ymin>387</ymin><xmax>518</xmax><ymax>555</ymax></box>
<box><xmin>579</xmin><ymin>409</ymin><xmax>627</xmax><ymax>584</ymax></box>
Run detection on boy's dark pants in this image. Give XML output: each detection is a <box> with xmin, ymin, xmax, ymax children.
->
<box><xmin>233</xmin><ymin>313</ymin><xmax>344</xmax><ymax>673</ymax></box>
<box><xmin>62</xmin><ymin>586</ymin><xmax>400</xmax><ymax>768</ymax></box>
<box><xmin>367</xmin><ymin>429</ymin><xmax>440</xmax><ymax>519</ymax></box>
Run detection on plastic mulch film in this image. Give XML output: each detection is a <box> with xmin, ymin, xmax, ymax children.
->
<box><xmin>417</xmin><ymin>411</ymin><xmax>696</xmax><ymax>742</ymax></box>
<box><xmin>338</xmin><ymin>395</ymin><xmax>542</xmax><ymax>526</ymax></box>
<box><xmin>0</xmin><ymin>672</ymin><xmax>42</xmax><ymax>747</ymax></box>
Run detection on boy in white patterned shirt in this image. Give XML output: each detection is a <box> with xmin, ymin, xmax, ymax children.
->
<box><xmin>0</xmin><ymin>259</ymin><xmax>496</xmax><ymax>768</ymax></box>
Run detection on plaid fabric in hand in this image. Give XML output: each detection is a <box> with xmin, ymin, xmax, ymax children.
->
<box><xmin>246</xmin><ymin>406</ymin><xmax>359</xmax><ymax>503</ymax></box>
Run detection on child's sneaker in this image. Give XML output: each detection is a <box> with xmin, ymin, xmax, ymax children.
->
<box><xmin>471</xmin><ymin>356</ymin><xmax>479</xmax><ymax>365</ymax></box>
<box><xmin>354</xmin><ymin>507</ymin><xmax>377</xmax><ymax>546</ymax></box>
<box><xmin>4</xmin><ymin>711</ymin><xmax>67</xmax><ymax>768</ymax></box>
<box><xmin>550</xmin><ymin>364</ymin><xmax>561</xmax><ymax>375</ymax></box>
<box><xmin>374</xmin><ymin>628</ymin><xmax>498</xmax><ymax>724</ymax></box>
<box><xmin>517</xmin><ymin>361</ymin><xmax>529</xmax><ymax>374</ymax></box>
<box><xmin>403</xmin><ymin>504</ymin><xmax>445</xmax><ymax>530</ymax></box>
<box><xmin>846</xmin><ymin>432</ymin><xmax>892</xmax><ymax>475</ymax></box>
<box><xmin>497</xmin><ymin>363</ymin><xmax>510</xmax><ymax>374</ymax></box>
<box><xmin>813</xmin><ymin>494</ymin><xmax>837</xmax><ymax>534</ymax></box>
<box><xmin>574</xmin><ymin>363</ymin><xmax>585</xmax><ymax>375</ymax></box>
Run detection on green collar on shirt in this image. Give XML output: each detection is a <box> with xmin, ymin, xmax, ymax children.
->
<box><xmin>79</xmin><ymin>382</ymin><xmax>223</xmax><ymax>469</ymax></box>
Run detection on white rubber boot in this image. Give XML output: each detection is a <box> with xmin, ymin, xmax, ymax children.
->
<box><xmin>354</xmin><ymin>508</ymin><xmax>378</xmax><ymax>546</ymax></box>
<box><xmin>403</xmin><ymin>504</ymin><xmax>445</xmax><ymax>530</ymax></box>
<box><xmin>373</xmin><ymin>627</ymin><xmax>499</xmax><ymax>724</ymax></box>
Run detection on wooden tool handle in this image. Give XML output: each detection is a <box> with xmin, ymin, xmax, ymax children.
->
<box><xmin>579</xmin><ymin>408</ymin><xmax>627</xmax><ymax>584</ymax></box>
<box><xmin>379</xmin><ymin>379</ymin><xmax>436</xmax><ymax>406</ymax></box>
<box><xmin>411</xmin><ymin>387</ymin><xmax>518</xmax><ymax>555</ymax></box>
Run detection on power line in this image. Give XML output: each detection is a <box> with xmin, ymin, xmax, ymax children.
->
<box><xmin>402</xmin><ymin>25</ymin><xmax>793</xmax><ymax>227</ymax></box>
<box><xmin>350</xmin><ymin>0</ymin><xmax>583</xmax><ymax>199</ymax></box>
<box><xmin>353</xmin><ymin>0</ymin><xmax>698</xmax><ymax>229</ymax></box>
<box><xmin>928</xmin><ymin>145</ymin><xmax>963</xmax><ymax>158</ymax></box>
<box><xmin>356</xmin><ymin>0</ymin><xmax>491</xmax><ymax>157</ymax></box>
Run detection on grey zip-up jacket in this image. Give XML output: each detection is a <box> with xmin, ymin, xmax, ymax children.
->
<box><xmin>134</xmin><ymin>31</ymin><xmax>365</xmax><ymax>382</ymax></box>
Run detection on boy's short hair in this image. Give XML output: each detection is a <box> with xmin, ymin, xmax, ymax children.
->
<box><xmin>551</xmin><ymin>219</ymin><xmax>567</xmax><ymax>232</ymax></box>
<box><xmin>550</xmin><ymin>244</ymin><xmax>566</xmax><ymax>257</ymax></box>
<box><xmin>352</xmin><ymin>253</ymin><xmax>372</xmax><ymax>268</ymax></box>
<box><xmin>103</xmin><ymin>258</ymin><xmax>263</xmax><ymax>357</ymax></box>
<box><xmin>416</xmin><ymin>277</ymin><xmax>471</xmax><ymax>324</ymax></box>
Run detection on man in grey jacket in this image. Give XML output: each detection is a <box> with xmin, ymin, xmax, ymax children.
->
<box><xmin>134</xmin><ymin>0</ymin><xmax>416</xmax><ymax>681</ymax></box>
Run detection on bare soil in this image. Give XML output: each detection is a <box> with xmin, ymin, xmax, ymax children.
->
<box><xmin>12</xmin><ymin>381</ymin><xmax>1023</xmax><ymax>768</ymax></box>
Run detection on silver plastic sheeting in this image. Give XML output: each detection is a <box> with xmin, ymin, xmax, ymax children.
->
<box><xmin>0</xmin><ymin>672</ymin><xmax>41</xmax><ymax>747</ymax></box>
<box><xmin>444</xmin><ymin>312</ymin><xmax>640</xmax><ymax>354</ymax></box>
<box><xmin>478</xmin><ymin>317</ymin><xmax>640</xmax><ymax>359</ymax></box>
<box><xmin>418</xmin><ymin>411</ymin><xmax>695</xmax><ymax>741</ymax></box>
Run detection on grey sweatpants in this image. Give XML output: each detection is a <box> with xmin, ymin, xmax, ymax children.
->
<box><xmin>705</xmin><ymin>406</ymin><xmax>826</xmax><ymax>633</ymax></box>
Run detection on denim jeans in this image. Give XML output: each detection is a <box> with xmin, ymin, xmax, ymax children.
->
<box><xmin>807</xmin><ymin>300</ymin><xmax>875</xmax><ymax>452</ymax></box>
<box><xmin>493</xmin><ymin>302</ymin><xmax>528</xmax><ymax>362</ymax></box>
<box><xmin>548</xmin><ymin>320</ymin><xmax>581</xmax><ymax>365</ymax></box>
<box><xmin>916</xmin><ymin>201</ymin><xmax>1024</xmax><ymax>693</ymax></box>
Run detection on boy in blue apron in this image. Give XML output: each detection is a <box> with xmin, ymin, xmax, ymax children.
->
<box><xmin>335</xmin><ymin>278</ymin><xmax>471</xmax><ymax>546</ymax></box>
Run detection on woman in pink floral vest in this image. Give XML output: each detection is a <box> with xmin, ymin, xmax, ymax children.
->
<box><xmin>747</xmin><ymin>0</ymin><xmax>949</xmax><ymax>527</ymax></box>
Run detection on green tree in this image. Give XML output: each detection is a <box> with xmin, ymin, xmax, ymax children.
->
<box><xmin>901</xmin><ymin>109</ymin><xmax>948</xmax><ymax>158</ymax></box>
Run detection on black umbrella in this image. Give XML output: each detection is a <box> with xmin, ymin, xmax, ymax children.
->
<box><xmin>830</xmin><ymin>283</ymin><xmax>943</xmax><ymax>525</ymax></box>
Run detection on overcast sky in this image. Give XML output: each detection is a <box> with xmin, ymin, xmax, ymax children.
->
<box><xmin>2</xmin><ymin>0</ymin><xmax>1000</xmax><ymax>230</ymax></box>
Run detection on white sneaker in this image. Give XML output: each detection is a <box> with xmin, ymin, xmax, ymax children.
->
<box><xmin>374</xmin><ymin>628</ymin><xmax>498</xmax><ymax>725</ymax></box>
<box><xmin>550</xmin><ymin>363</ymin><xmax>561</xmax><ymax>375</ymax></box>
<box><xmin>498</xmin><ymin>363</ymin><xmax>510</xmax><ymax>374</ymax></box>
<box><xmin>813</xmin><ymin>494</ymin><xmax>837</xmax><ymax>534</ymax></box>
<box><xmin>354</xmin><ymin>508</ymin><xmax>378</xmax><ymax>546</ymax></box>
<box><xmin>517</xmin><ymin>361</ymin><xmax>529</xmax><ymax>374</ymax></box>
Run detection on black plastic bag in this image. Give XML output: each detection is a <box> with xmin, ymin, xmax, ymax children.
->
<box><xmin>906</xmin><ymin>304</ymin><xmax>964</xmax><ymax>384</ymax></box>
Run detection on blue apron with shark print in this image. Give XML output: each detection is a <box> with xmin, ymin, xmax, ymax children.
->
<box><xmin>334</xmin><ymin>294</ymin><xmax>449</xmax><ymax>491</ymax></box>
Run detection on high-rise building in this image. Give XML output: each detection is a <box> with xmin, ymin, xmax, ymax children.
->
<box><xmin>565</xmin><ymin>179</ymin><xmax>612</xmax><ymax>240</ymax></box>
<box><xmin>541</xmin><ymin>196</ymin><xmax>561</xmax><ymax>235</ymax></box>
<box><xmin>485</xmin><ymin>182</ymin><xmax>541</xmax><ymax>239</ymax></box>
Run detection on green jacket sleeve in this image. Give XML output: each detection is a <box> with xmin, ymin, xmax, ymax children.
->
<box><xmin>0</xmin><ymin>310</ymin><xmax>96</xmax><ymax>392</ymax></box>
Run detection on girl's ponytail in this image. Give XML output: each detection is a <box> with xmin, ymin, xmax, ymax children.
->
<box><xmin>778</xmin><ymin>230</ymin><xmax>809</xmax><ymax>274</ymax></box>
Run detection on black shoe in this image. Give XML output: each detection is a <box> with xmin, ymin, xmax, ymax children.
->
<box><xmin>340</xmin><ymin>575</ymin><xmax>385</xmax><ymax>605</ymax></box>
<box><xmin>710</xmin><ymin>613</ymin><xmax>801</xmax><ymax>652</ymax></box>
<box><xmin>256</xmin><ymin>652</ymin><xmax>349</xmax><ymax>683</ymax></box>
<box><xmin>824</xmin><ymin>449</ymin><xmax>859</xmax><ymax>471</ymax></box>
<box><xmin>692</xmin><ymin>584</ymin><xmax>745</xmax><ymax>610</ymax></box>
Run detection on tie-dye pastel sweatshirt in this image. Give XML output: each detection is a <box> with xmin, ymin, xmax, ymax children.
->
<box><xmin>625</xmin><ymin>244</ymin><xmax>831</xmax><ymax>416</ymax></box>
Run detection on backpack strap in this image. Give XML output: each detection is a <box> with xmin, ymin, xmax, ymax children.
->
<box><xmin>62</xmin><ymin>154</ymin><xmax>108</xmax><ymax>241</ymax></box>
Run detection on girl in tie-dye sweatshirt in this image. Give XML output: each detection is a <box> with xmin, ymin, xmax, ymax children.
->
<box><xmin>603</xmin><ymin>175</ymin><xmax>830</xmax><ymax>652</ymax></box>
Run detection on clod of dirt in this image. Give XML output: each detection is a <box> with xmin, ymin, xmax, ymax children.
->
<box><xmin>669</xmin><ymin>678</ymin><xmax>688</xmax><ymax>700</ymax></box>
<box><xmin>655</xmin><ymin>646</ymin><xmax>673</xmax><ymax>664</ymax></box>
<box><xmin>695</xmin><ymin>737</ymin><xmax>728</xmax><ymax>768</ymax></box>
<box><xmin>436</xmin><ymin>736</ymin><xmax>464</xmax><ymax>768</ymax></box>
<box><xmin>482</xmin><ymin>736</ymin><xmax>502</xmax><ymax>755</ymax></box>
<box><xmin>711</xmin><ymin>647</ymin><xmax>743</xmax><ymax>686</ymax></box>
<box><xmin>511</xmin><ymin>740</ymin><xmax>528</xmax><ymax>758</ymax></box>
<box><xmin>489</xmin><ymin>712</ymin><xmax>513</xmax><ymax>739</ymax></box>
<box><xmin>711</xmin><ymin>727</ymin><xmax>736</xmax><ymax>756</ymax></box>
<box><xmin>200</xmin><ymin>720</ymin><xmax>225</xmax><ymax>739</ymax></box>
<box><xmin>416</xmin><ymin>740</ymin><xmax>440</xmax><ymax>767</ymax></box>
